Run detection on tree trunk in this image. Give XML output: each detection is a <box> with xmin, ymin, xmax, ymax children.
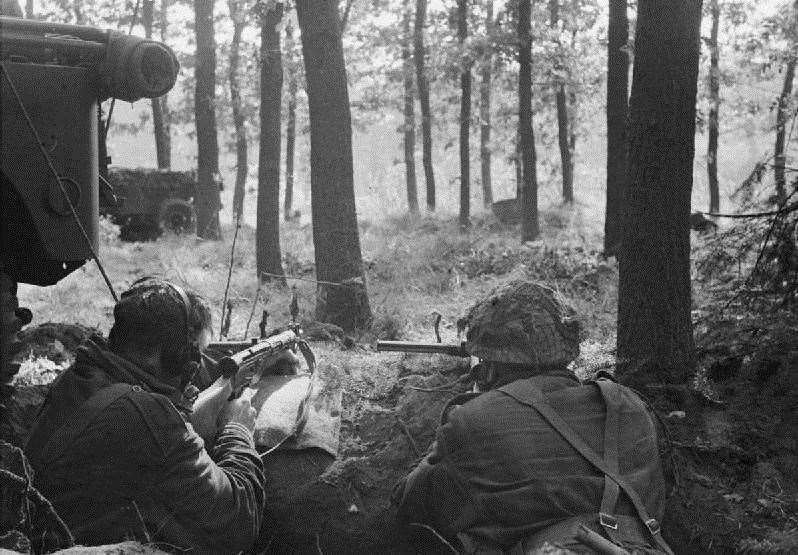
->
<box><xmin>774</xmin><ymin>4</ymin><xmax>798</xmax><ymax>203</ymax></box>
<box><xmin>549</xmin><ymin>0</ymin><xmax>573</xmax><ymax>203</ymax></box>
<box><xmin>143</xmin><ymin>0</ymin><xmax>171</xmax><ymax>169</ymax></box>
<box><xmin>73</xmin><ymin>0</ymin><xmax>84</xmax><ymax>24</ymax></box>
<box><xmin>257</xmin><ymin>3</ymin><xmax>285</xmax><ymax>284</ymax></box>
<box><xmin>229</xmin><ymin>0</ymin><xmax>248</xmax><ymax>219</ymax></box>
<box><xmin>24</xmin><ymin>0</ymin><xmax>33</xmax><ymax>18</ymax></box>
<box><xmin>402</xmin><ymin>0</ymin><xmax>419</xmax><ymax>213</ymax></box>
<box><xmin>414</xmin><ymin>0</ymin><xmax>436</xmax><ymax>211</ymax></box>
<box><xmin>706</xmin><ymin>0</ymin><xmax>720</xmax><ymax>214</ymax></box>
<box><xmin>458</xmin><ymin>0</ymin><xmax>471</xmax><ymax>228</ymax></box>
<box><xmin>156</xmin><ymin>0</ymin><xmax>172</xmax><ymax>169</ymax></box>
<box><xmin>295</xmin><ymin>0</ymin><xmax>372</xmax><ymax>331</ymax></box>
<box><xmin>194</xmin><ymin>0</ymin><xmax>221</xmax><ymax>239</ymax></box>
<box><xmin>556</xmin><ymin>85</ymin><xmax>574</xmax><ymax>202</ymax></box>
<box><xmin>339</xmin><ymin>0</ymin><xmax>355</xmax><ymax>34</ymax></box>
<box><xmin>515</xmin><ymin>128</ymin><xmax>522</xmax><ymax>198</ymax></box>
<box><xmin>604</xmin><ymin>0</ymin><xmax>629</xmax><ymax>256</ymax></box>
<box><xmin>519</xmin><ymin>0</ymin><xmax>539</xmax><ymax>241</ymax></box>
<box><xmin>479</xmin><ymin>0</ymin><xmax>494</xmax><ymax>208</ymax></box>
<box><xmin>284</xmin><ymin>19</ymin><xmax>297</xmax><ymax>222</ymax></box>
<box><xmin>617</xmin><ymin>0</ymin><xmax>702</xmax><ymax>386</ymax></box>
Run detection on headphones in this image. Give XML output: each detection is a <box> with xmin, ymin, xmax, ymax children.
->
<box><xmin>124</xmin><ymin>277</ymin><xmax>200</xmax><ymax>382</ymax></box>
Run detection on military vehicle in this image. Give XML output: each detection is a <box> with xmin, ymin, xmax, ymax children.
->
<box><xmin>102</xmin><ymin>167</ymin><xmax>199</xmax><ymax>240</ymax></box>
<box><xmin>0</xmin><ymin>14</ymin><xmax>179</xmax><ymax>409</ymax></box>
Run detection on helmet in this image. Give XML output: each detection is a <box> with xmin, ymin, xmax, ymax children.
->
<box><xmin>462</xmin><ymin>280</ymin><xmax>580</xmax><ymax>368</ymax></box>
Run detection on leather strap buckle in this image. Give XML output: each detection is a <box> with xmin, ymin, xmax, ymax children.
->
<box><xmin>645</xmin><ymin>518</ymin><xmax>661</xmax><ymax>535</ymax></box>
<box><xmin>599</xmin><ymin>512</ymin><xmax>618</xmax><ymax>530</ymax></box>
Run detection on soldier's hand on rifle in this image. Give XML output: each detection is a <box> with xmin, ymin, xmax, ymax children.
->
<box><xmin>220</xmin><ymin>397</ymin><xmax>257</xmax><ymax>432</ymax></box>
<box><xmin>190</xmin><ymin>376</ymin><xmax>233</xmax><ymax>445</ymax></box>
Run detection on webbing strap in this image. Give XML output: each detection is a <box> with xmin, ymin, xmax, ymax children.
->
<box><xmin>496</xmin><ymin>381</ymin><xmax>674</xmax><ymax>555</ymax></box>
<box><xmin>39</xmin><ymin>384</ymin><xmax>136</xmax><ymax>466</ymax></box>
<box><xmin>597</xmin><ymin>379</ymin><xmax>622</xmax><ymax>544</ymax></box>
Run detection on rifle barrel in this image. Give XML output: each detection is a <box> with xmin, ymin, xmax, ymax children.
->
<box><xmin>376</xmin><ymin>340</ymin><xmax>468</xmax><ymax>357</ymax></box>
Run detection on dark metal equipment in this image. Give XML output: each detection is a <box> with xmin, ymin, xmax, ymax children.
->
<box><xmin>1</xmin><ymin>16</ymin><xmax>179</xmax><ymax>286</ymax></box>
<box><xmin>0</xmin><ymin>14</ymin><xmax>178</xmax><ymax>410</ymax></box>
<box><xmin>376</xmin><ymin>340</ymin><xmax>469</xmax><ymax>358</ymax></box>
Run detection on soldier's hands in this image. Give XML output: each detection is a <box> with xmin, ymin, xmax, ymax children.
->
<box><xmin>219</xmin><ymin>397</ymin><xmax>257</xmax><ymax>432</ymax></box>
<box><xmin>190</xmin><ymin>377</ymin><xmax>233</xmax><ymax>444</ymax></box>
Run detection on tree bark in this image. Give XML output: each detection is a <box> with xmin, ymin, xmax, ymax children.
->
<box><xmin>458</xmin><ymin>0</ymin><xmax>471</xmax><ymax>228</ymax></box>
<box><xmin>229</xmin><ymin>0</ymin><xmax>248</xmax><ymax>219</ymax></box>
<box><xmin>284</xmin><ymin>19</ymin><xmax>297</xmax><ymax>222</ymax></box>
<box><xmin>706</xmin><ymin>0</ymin><xmax>720</xmax><ymax>214</ymax></box>
<box><xmin>617</xmin><ymin>0</ymin><xmax>702</xmax><ymax>386</ymax></box>
<box><xmin>556</xmin><ymin>85</ymin><xmax>574</xmax><ymax>202</ymax></box>
<box><xmin>479</xmin><ymin>0</ymin><xmax>494</xmax><ymax>208</ymax></box>
<box><xmin>156</xmin><ymin>0</ymin><xmax>172</xmax><ymax>169</ymax></box>
<box><xmin>402</xmin><ymin>0</ymin><xmax>419</xmax><ymax>213</ymax></box>
<box><xmin>194</xmin><ymin>0</ymin><xmax>221</xmax><ymax>239</ymax></box>
<box><xmin>549</xmin><ymin>0</ymin><xmax>574</xmax><ymax>203</ymax></box>
<box><xmin>414</xmin><ymin>0</ymin><xmax>436</xmax><ymax>211</ymax></box>
<box><xmin>516</xmin><ymin>128</ymin><xmax>522</xmax><ymax>198</ymax></box>
<box><xmin>143</xmin><ymin>0</ymin><xmax>171</xmax><ymax>169</ymax></box>
<box><xmin>295</xmin><ymin>0</ymin><xmax>372</xmax><ymax>331</ymax></box>
<box><xmin>774</xmin><ymin>3</ymin><xmax>798</xmax><ymax>203</ymax></box>
<box><xmin>604</xmin><ymin>0</ymin><xmax>629</xmax><ymax>256</ymax></box>
<box><xmin>257</xmin><ymin>3</ymin><xmax>285</xmax><ymax>283</ymax></box>
<box><xmin>73</xmin><ymin>0</ymin><xmax>84</xmax><ymax>25</ymax></box>
<box><xmin>339</xmin><ymin>0</ymin><xmax>355</xmax><ymax>34</ymax></box>
<box><xmin>519</xmin><ymin>0</ymin><xmax>539</xmax><ymax>241</ymax></box>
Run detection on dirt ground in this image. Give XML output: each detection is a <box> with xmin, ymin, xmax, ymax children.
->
<box><xmin>6</xmin><ymin>314</ymin><xmax>798</xmax><ymax>554</ymax></box>
<box><xmin>4</xmin><ymin>215</ymin><xmax>798</xmax><ymax>553</ymax></box>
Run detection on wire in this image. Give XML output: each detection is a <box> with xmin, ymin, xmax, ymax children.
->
<box><xmin>220</xmin><ymin>213</ymin><xmax>242</xmax><ymax>339</ymax></box>
<box><xmin>257</xmin><ymin>271</ymin><xmax>358</xmax><ymax>289</ymax></box>
<box><xmin>1</xmin><ymin>63</ymin><xmax>119</xmax><ymax>303</ymax></box>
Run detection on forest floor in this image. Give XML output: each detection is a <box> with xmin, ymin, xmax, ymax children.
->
<box><xmin>7</xmin><ymin>205</ymin><xmax>798</xmax><ymax>554</ymax></box>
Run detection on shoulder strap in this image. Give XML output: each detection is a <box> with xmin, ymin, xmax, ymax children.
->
<box><xmin>496</xmin><ymin>381</ymin><xmax>674</xmax><ymax>555</ymax></box>
<box><xmin>39</xmin><ymin>383</ymin><xmax>137</xmax><ymax>466</ymax></box>
<box><xmin>596</xmin><ymin>379</ymin><xmax>622</xmax><ymax>545</ymax></box>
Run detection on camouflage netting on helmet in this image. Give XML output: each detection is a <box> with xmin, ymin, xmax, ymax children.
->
<box><xmin>462</xmin><ymin>280</ymin><xmax>581</xmax><ymax>367</ymax></box>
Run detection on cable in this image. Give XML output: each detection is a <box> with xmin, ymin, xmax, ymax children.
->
<box><xmin>1</xmin><ymin>64</ymin><xmax>119</xmax><ymax>303</ymax></box>
<box><xmin>257</xmin><ymin>271</ymin><xmax>358</xmax><ymax>289</ymax></box>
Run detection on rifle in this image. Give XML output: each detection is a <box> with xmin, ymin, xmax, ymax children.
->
<box><xmin>376</xmin><ymin>340</ymin><xmax>470</xmax><ymax>358</ymax></box>
<box><xmin>204</xmin><ymin>328</ymin><xmax>316</xmax><ymax>399</ymax></box>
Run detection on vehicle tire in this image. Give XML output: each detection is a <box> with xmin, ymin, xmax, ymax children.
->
<box><xmin>159</xmin><ymin>198</ymin><xmax>196</xmax><ymax>235</ymax></box>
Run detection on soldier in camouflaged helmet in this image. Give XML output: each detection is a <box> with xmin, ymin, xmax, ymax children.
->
<box><xmin>461</xmin><ymin>280</ymin><xmax>582</xmax><ymax>389</ymax></box>
<box><xmin>394</xmin><ymin>280</ymin><xmax>671</xmax><ymax>555</ymax></box>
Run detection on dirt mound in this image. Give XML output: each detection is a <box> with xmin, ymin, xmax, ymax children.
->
<box><xmin>260</xmin><ymin>350</ymin><xmax>470</xmax><ymax>553</ymax></box>
<box><xmin>653</xmin><ymin>311</ymin><xmax>798</xmax><ymax>553</ymax></box>
<box><xmin>3</xmin><ymin>323</ymin><xmax>101</xmax><ymax>445</ymax></box>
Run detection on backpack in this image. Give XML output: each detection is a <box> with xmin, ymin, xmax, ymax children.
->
<box><xmin>499</xmin><ymin>378</ymin><xmax>674</xmax><ymax>555</ymax></box>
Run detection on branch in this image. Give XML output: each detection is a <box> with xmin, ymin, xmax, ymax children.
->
<box><xmin>704</xmin><ymin>201</ymin><xmax>798</xmax><ymax>219</ymax></box>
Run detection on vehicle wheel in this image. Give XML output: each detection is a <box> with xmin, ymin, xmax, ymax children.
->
<box><xmin>159</xmin><ymin>198</ymin><xmax>196</xmax><ymax>235</ymax></box>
